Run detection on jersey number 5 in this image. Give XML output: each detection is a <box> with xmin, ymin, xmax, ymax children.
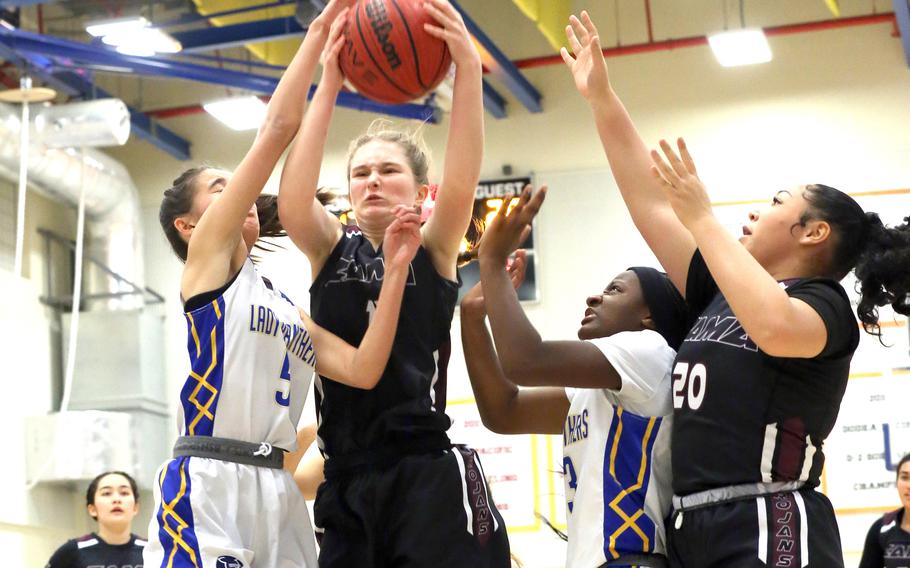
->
<box><xmin>672</xmin><ymin>361</ymin><xmax>707</xmax><ymax>410</ymax></box>
<box><xmin>275</xmin><ymin>354</ymin><xmax>291</xmax><ymax>407</ymax></box>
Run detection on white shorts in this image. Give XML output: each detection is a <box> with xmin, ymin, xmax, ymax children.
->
<box><xmin>143</xmin><ymin>456</ymin><xmax>317</xmax><ymax>568</ymax></box>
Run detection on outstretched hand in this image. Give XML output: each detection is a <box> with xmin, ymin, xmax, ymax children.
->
<box><xmin>310</xmin><ymin>0</ymin><xmax>357</xmax><ymax>34</ymax></box>
<box><xmin>423</xmin><ymin>0</ymin><xmax>480</xmax><ymax>68</ymax></box>
<box><xmin>319</xmin><ymin>9</ymin><xmax>348</xmax><ymax>92</ymax></box>
<box><xmin>650</xmin><ymin>138</ymin><xmax>715</xmax><ymax>231</ymax></box>
<box><xmin>561</xmin><ymin>11</ymin><xmax>610</xmax><ymax>101</ymax></box>
<box><xmin>478</xmin><ymin>185</ymin><xmax>546</xmax><ymax>265</ymax></box>
<box><xmin>460</xmin><ymin>249</ymin><xmax>528</xmax><ymax>314</ymax></box>
<box><xmin>384</xmin><ymin>205</ymin><xmax>422</xmax><ymax>269</ymax></box>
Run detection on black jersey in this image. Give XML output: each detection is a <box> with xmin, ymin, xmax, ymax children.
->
<box><xmin>309</xmin><ymin>227</ymin><xmax>459</xmax><ymax>459</ymax></box>
<box><xmin>671</xmin><ymin>250</ymin><xmax>859</xmax><ymax>495</ymax></box>
<box><xmin>46</xmin><ymin>533</ymin><xmax>145</xmax><ymax>568</ymax></box>
<box><xmin>860</xmin><ymin>509</ymin><xmax>910</xmax><ymax>568</ymax></box>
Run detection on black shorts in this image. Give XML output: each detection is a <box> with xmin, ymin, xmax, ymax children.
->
<box><xmin>667</xmin><ymin>489</ymin><xmax>843</xmax><ymax>568</ymax></box>
<box><xmin>314</xmin><ymin>445</ymin><xmax>511</xmax><ymax>568</ymax></box>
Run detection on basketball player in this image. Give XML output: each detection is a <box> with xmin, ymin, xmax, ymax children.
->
<box><xmin>859</xmin><ymin>453</ymin><xmax>910</xmax><ymax>568</ymax></box>
<box><xmin>145</xmin><ymin>3</ymin><xmax>423</xmax><ymax>567</ymax></box>
<box><xmin>562</xmin><ymin>11</ymin><xmax>910</xmax><ymax>567</ymax></box>
<box><xmin>276</xmin><ymin>0</ymin><xmax>510</xmax><ymax>565</ymax></box>
<box><xmin>462</xmin><ymin>189</ymin><xmax>685</xmax><ymax>568</ymax></box>
<box><xmin>46</xmin><ymin>471</ymin><xmax>145</xmax><ymax>568</ymax></box>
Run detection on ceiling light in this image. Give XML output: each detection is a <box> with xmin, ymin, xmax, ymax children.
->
<box><xmin>102</xmin><ymin>27</ymin><xmax>181</xmax><ymax>55</ymax></box>
<box><xmin>203</xmin><ymin>97</ymin><xmax>267</xmax><ymax>131</ymax></box>
<box><xmin>707</xmin><ymin>29</ymin><xmax>772</xmax><ymax>67</ymax></box>
<box><xmin>85</xmin><ymin>16</ymin><xmax>149</xmax><ymax>38</ymax></box>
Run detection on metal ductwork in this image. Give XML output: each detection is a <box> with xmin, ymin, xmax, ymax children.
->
<box><xmin>0</xmin><ymin>100</ymin><xmax>144</xmax><ymax>309</ymax></box>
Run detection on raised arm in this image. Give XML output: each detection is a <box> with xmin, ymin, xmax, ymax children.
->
<box><xmin>421</xmin><ymin>0</ymin><xmax>484</xmax><ymax>279</ymax></box>
<box><xmin>182</xmin><ymin>0</ymin><xmax>353</xmax><ymax>297</ymax></box>
<box><xmin>562</xmin><ymin>11</ymin><xmax>694</xmax><ymax>292</ymax></box>
<box><xmin>460</xmin><ymin>269</ymin><xmax>567</xmax><ymax>436</ymax></box>
<box><xmin>477</xmin><ymin>187</ymin><xmax>623</xmax><ymax>389</ymax></box>
<box><xmin>301</xmin><ymin>207</ymin><xmax>421</xmax><ymax>389</ymax></box>
<box><xmin>277</xmin><ymin>12</ymin><xmax>349</xmax><ymax>270</ymax></box>
<box><xmin>650</xmin><ymin>139</ymin><xmax>828</xmax><ymax>358</ymax></box>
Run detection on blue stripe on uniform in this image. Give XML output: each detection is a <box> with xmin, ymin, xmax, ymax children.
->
<box><xmin>602</xmin><ymin>407</ymin><xmax>662</xmax><ymax>559</ymax></box>
<box><xmin>181</xmin><ymin>297</ymin><xmax>226</xmax><ymax>436</ymax></box>
<box><xmin>155</xmin><ymin>457</ymin><xmax>202</xmax><ymax>567</ymax></box>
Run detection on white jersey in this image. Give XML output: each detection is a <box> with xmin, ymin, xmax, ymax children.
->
<box><xmin>562</xmin><ymin>330</ymin><xmax>676</xmax><ymax>567</ymax></box>
<box><xmin>145</xmin><ymin>258</ymin><xmax>319</xmax><ymax>568</ymax></box>
<box><xmin>176</xmin><ymin>257</ymin><xmax>315</xmax><ymax>449</ymax></box>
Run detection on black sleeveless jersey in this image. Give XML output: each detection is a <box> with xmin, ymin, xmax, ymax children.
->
<box><xmin>859</xmin><ymin>509</ymin><xmax>910</xmax><ymax>568</ymax></box>
<box><xmin>671</xmin><ymin>250</ymin><xmax>859</xmax><ymax>495</ymax></box>
<box><xmin>46</xmin><ymin>533</ymin><xmax>145</xmax><ymax>568</ymax></box>
<box><xmin>309</xmin><ymin>227</ymin><xmax>459</xmax><ymax>458</ymax></box>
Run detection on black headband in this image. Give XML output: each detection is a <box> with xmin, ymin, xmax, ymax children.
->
<box><xmin>628</xmin><ymin>267</ymin><xmax>688</xmax><ymax>350</ymax></box>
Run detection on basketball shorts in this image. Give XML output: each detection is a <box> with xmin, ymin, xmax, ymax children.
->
<box><xmin>314</xmin><ymin>445</ymin><xmax>511</xmax><ymax>568</ymax></box>
<box><xmin>667</xmin><ymin>488</ymin><xmax>843</xmax><ymax>568</ymax></box>
<box><xmin>143</xmin><ymin>456</ymin><xmax>318</xmax><ymax>568</ymax></box>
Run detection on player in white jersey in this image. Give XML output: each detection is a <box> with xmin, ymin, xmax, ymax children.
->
<box><xmin>146</xmin><ymin>3</ymin><xmax>423</xmax><ymax>566</ymax></box>
<box><xmin>461</xmin><ymin>188</ymin><xmax>688</xmax><ymax>568</ymax></box>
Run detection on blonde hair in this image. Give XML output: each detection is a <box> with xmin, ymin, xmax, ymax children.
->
<box><xmin>346</xmin><ymin>119</ymin><xmax>432</xmax><ymax>186</ymax></box>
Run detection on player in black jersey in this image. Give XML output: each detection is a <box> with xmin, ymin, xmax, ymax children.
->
<box><xmin>46</xmin><ymin>471</ymin><xmax>146</xmax><ymax>568</ymax></box>
<box><xmin>860</xmin><ymin>453</ymin><xmax>910</xmax><ymax>568</ymax></box>
<box><xmin>563</xmin><ymin>11</ymin><xmax>910</xmax><ymax>568</ymax></box>
<box><xmin>277</xmin><ymin>1</ymin><xmax>509</xmax><ymax>566</ymax></box>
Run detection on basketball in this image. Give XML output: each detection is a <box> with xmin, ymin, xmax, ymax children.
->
<box><xmin>340</xmin><ymin>0</ymin><xmax>453</xmax><ymax>105</ymax></box>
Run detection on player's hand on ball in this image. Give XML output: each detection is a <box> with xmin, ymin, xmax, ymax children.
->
<box><xmin>650</xmin><ymin>138</ymin><xmax>715</xmax><ymax>231</ymax></box>
<box><xmin>423</xmin><ymin>0</ymin><xmax>480</xmax><ymax>68</ymax></box>
<box><xmin>310</xmin><ymin>0</ymin><xmax>357</xmax><ymax>34</ymax></box>
<box><xmin>384</xmin><ymin>205</ymin><xmax>422</xmax><ymax>269</ymax></box>
<box><xmin>478</xmin><ymin>185</ymin><xmax>546</xmax><ymax>265</ymax></box>
<box><xmin>561</xmin><ymin>11</ymin><xmax>610</xmax><ymax>102</ymax></box>
<box><xmin>319</xmin><ymin>9</ymin><xmax>348</xmax><ymax>92</ymax></box>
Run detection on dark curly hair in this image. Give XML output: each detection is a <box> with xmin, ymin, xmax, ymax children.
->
<box><xmin>159</xmin><ymin>166</ymin><xmax>286</xmax><ymax>262</ymax></box>
<box><xmin>799</xmin><ymin>184</ymin><xmax>910</xmax><ymax>339</ymax></box>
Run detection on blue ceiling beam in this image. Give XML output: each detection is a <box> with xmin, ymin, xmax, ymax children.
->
<box><xmin>171</xmin><ymin>16</ymin><xmax>305</xmax><ymax>52</ymax></box>
<box><xmin>0</xmin><ymin>0</ymin><xmax>55</xmax><ymax>6</ymax></box>
<box><xmin>449</xmin><ymin>0</ymin><xmax>541</xmax><ymax>113</ymax></box>
<box><xmin>894</xmin><ymin>0</ymin><xmax>910</xmax><ymax>67</ymax></box>
<box><xmin>482</xmin><ymin>80</ymin><xmax>506</xmax><ymax>119</ymax></box>
<box><xmin>0</xmin><ymin>40</ymin><xmax>191</xmax><ymax>159</ymax></box>
<box><xmin>168</xmin><ymin>13</ymin><xmax>510</xmax><ymax>118</ymax></box>
<box><xmin>0</xmin><ymin>26</ymin><xmax>438</xmax><ymax>123</ymax></box>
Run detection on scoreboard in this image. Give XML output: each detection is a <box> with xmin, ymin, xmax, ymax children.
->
<box><xmin>458</xmin><ymin>176</ymin><xmax>538</xmax><ymax>302</ymax></box>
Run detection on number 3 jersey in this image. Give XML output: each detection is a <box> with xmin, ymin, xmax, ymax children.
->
<box><xmin>177</xmin><ymin>257</ymin><xmax>315</xmax><ymax>450</ymax></box>
<box><xmin>672</xmin><ymin>250</ymin><xmax>859</xmax><ymax>496</ymax></box>
<box><xmin>563</xmin><ymin>329</ymin><xmax>676</xmax><ymax>567</ymax></box>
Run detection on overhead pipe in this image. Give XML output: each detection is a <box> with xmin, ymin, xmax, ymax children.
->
<box><xmin>513</xmin><ymin>12</ymin><xmax>896</xmax><ymax>70</ymax></box>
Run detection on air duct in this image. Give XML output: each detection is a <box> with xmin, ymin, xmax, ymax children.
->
<box><xmin>0</xmin><ymin>100</ymin><xmax>144</xmax><ymax>309</ymax></box>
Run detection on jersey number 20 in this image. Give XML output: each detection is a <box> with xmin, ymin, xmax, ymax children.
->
<box><xmin>672</xmin><ymin>361</ymin><xmax>707</xmax><ymax>410</ymax></box>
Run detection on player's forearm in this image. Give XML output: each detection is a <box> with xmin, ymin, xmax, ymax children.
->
<box><xmin>277</xmin><ymin>82</ymin><xmax>339</xmax><ymax>241</ymax></box>
<box><xmin>688</xmin><ymin>217</ymin><xmax>797</xmax><ymax>345</ymax></box>
<box><xmin>478</xmin><ymin>258</ymin><xmax>544</xmax><ymax>377</ymax></box>
<box><xmin>348</xmin><ymin>264</ymin><xmax>409</xmax><ymax>388</ymax></box>
<box><xmin>441</xmin><ymin>61</ymin><xmax>484</xmax><ymax>194</ymax></box>
<box><xmin>460</xmin><ymin>309</ymin><xmax>522</xmax><ymax>434</ymax></box>
<box><xmin>260</xmin><ymin>25</ymin><xmax>328</xmax><ymax>137</ymax></box>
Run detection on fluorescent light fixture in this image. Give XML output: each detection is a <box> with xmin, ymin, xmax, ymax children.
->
<box><xmin>707</xmin><ymin>29</ymin><xmax>772</xmax><ymax>67</ymax></box>
<box><xmin>86</xmin><ymin>16</ymin><xmax>148</xmax><ymax>38</ymax></box>
<box><xmin>203</xmin><ymin>97</ymin><xmax>268</xmax><ymax>131</ymax></box>
<box><xmin>103</xmin><ymin>27</ymin><xmax>181</xmax><ymax>55</ymax></box>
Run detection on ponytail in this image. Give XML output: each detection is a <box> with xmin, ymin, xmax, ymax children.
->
<box><xmin>853</xmin><ymin>214</ymin><xmax>910</xmax><ymax>338</ymax></box>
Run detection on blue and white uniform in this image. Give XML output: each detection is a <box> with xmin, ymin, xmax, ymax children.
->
<box><xmin>144</xmin><ymin>258</ymin><xmax>318</xmax><ymax>568</ymax></box>
<box><xmin>562</xmin><ymin>329</ymin><xmax>676</xmax><ymax>568</ymax></box>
